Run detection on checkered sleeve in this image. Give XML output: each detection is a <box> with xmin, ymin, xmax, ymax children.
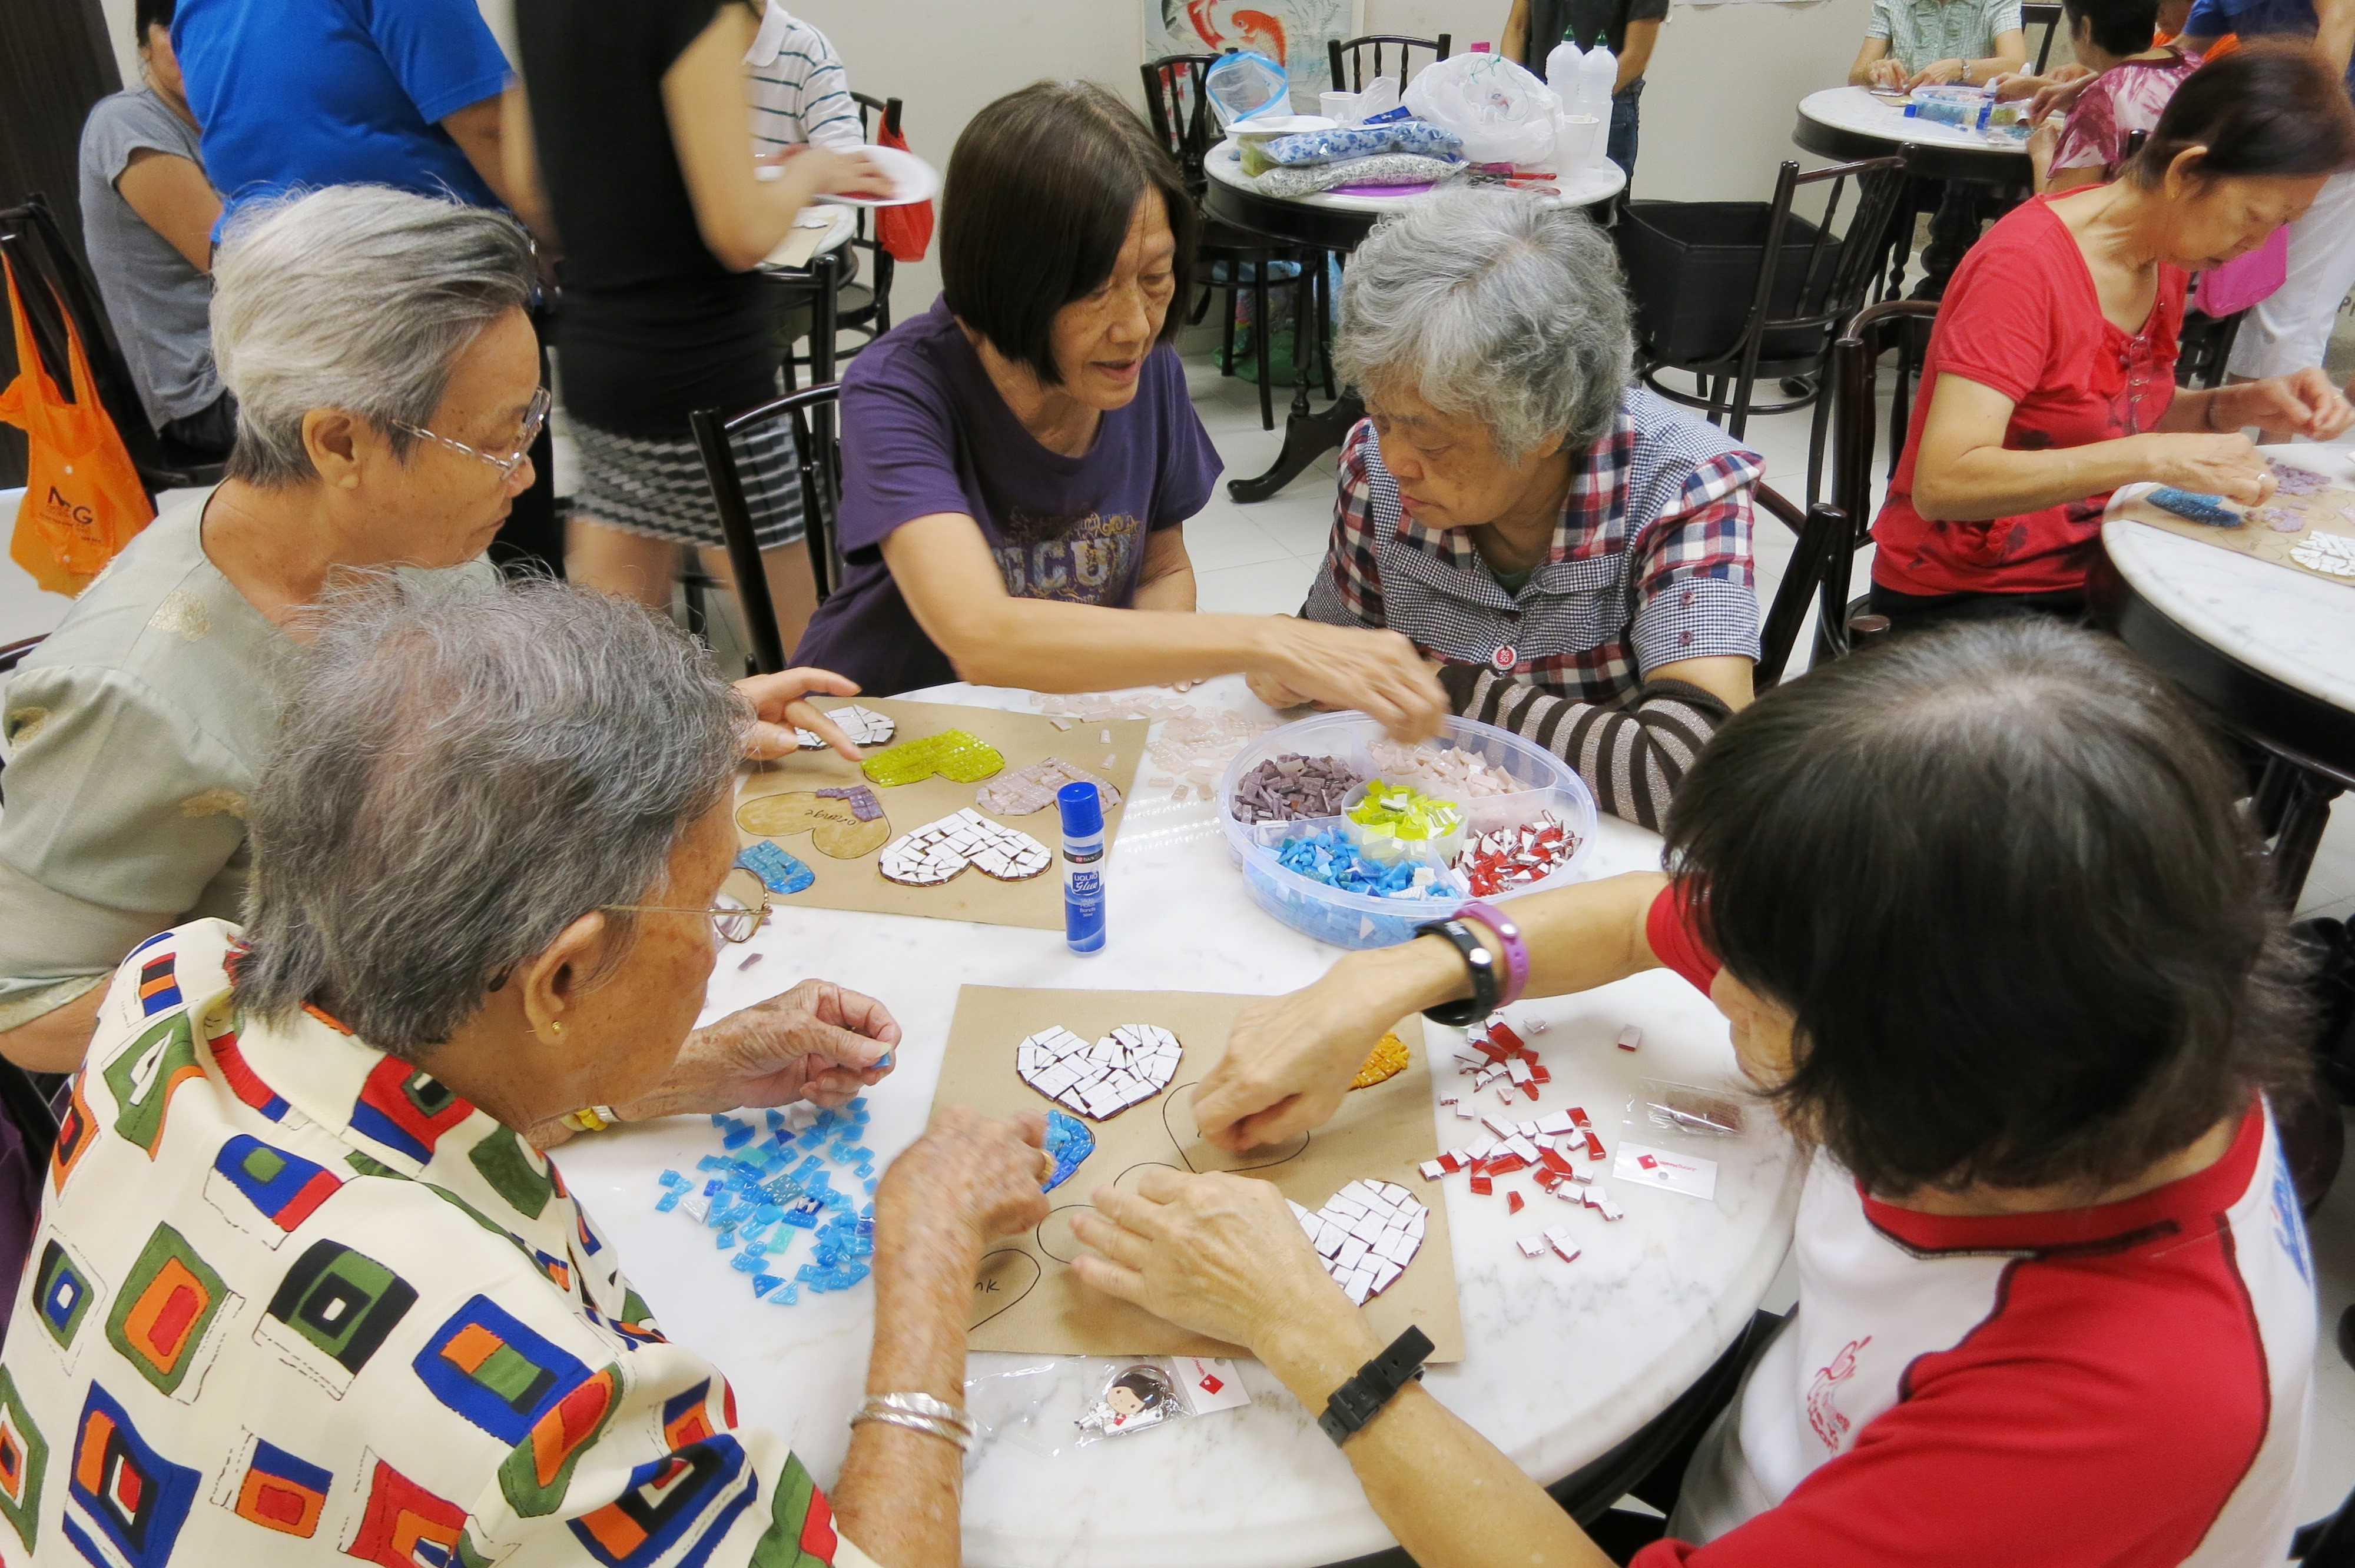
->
<box><xmin>1299</xmin><ymin>422</ymin><xmax>1386</xmax><ymax>628</ymax></box>
<box><xmin>1628</xmin><ymin>449</ymin><xmax>1763</xmax><ymax>678</ymax></box>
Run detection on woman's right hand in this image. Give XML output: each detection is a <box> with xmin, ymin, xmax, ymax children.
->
<box><xmin>875</xmin><ymin>1106</ymin><xmax>1052</xmax><ymax>1261</ymax></box>
<box><xmin>1258</xmin><ymin>619</ymin><xmax>1446</xmax><ymax>742</ymax></box>
<box><xmin>1867</xmin><ymin>58</ymin><xmax>1908</xmax><ymax>89</ymax></box>
<box><xmin>2142</xmin><ymin>431</ymin><xmax>2277</xmax><ymax>505</ymax></box>
<box><xmin>1191</xmin><ymin>974</ymin><xmax>1401</xmax><ymax>1150</ymax></box>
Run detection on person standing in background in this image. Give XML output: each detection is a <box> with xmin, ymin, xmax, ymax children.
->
<box><xmin>77</xmin><ymin>0</ymin><xmax>231</xmax><ymax>460</ymax></box>
<box><xmin>744</xmin><ymin>0</ymin><xmax>865</xmax><ymax>154</ymax></box>
<box><xmin>1502</xmin><ymin>0</ymin><xmax>1666</xmax><ymax>178</ymax></box>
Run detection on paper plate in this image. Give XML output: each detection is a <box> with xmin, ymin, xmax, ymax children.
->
<box><xmin>831</xmin><ymin>144</ymin><xmax>938</xmax><ymax>208</ymax></box>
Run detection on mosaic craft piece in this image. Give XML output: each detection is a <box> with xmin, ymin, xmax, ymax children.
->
<box><xmin>734</xmin><ymin>842</ymin><xmax>814</xmax><ymax>895</ymax></box>
<box><xmin>1016</xmin><ymin>1024</ymin><xmax>1182</xmax><ymax>1120</ymax></box>
<box><xmin>1364</xmin><ymin>740</ymin><xmax>1519</xmax><ymax>799</ymax></box>
<box><xmin>1232</xmin><ymin>754</ymin><xmax>1364</xmax><ymax>823</ymax></box>
<box><xmin>1035</xmin><ymin>692</ymin><xmax>1276</xmax><ymax>800</ymax></box>
<box><xmin>2268</xmin><ymin>458</ymin><xmax>2331</xmax><ymax>496</ymax></box>
<box><xmin>1347</xmin><ymin>779</ymin><xmax>1466</xmax><ymax>845</ymax></box>
<box><xmin>2293</xmin><ymin>532</ymin><xmax>2355</xmax><ymax>577</ymax></box>
<box><xmin>815</xmin><ymin>786</ymin><xmax>883</xmax><ymax>820</ymax></box>
<box><xmin>653</xmin><ymin>1099</ymin><xmax>878</xmax><ymax>1307</ymax></box>
<box><xmin>877</xmin><ymin>810</ymin><xmax>1052</xmax><ymax>886</ymax></box>
<box><xmin>1352</xmin><ymin>1031</ymin><xmax>1410</xmax><ymax>1089</ymax></box>
<box><xmin>735</xmin><ymin>792</ymin><xmax>894</xmax><ymax>859</ymax></box>
<box><xmin>1041</xmin><ymin>1110</ymin><xmax>1094</xmax><ymax>1192</ymax></box>
<box><xmin>1289</xmin><ymin>1180</ymin><xmax>1426</xmax><ymax>1305</ymax></box>
<box><xmin>1458</xmin><ymin>815</ymin><xmax>1578</xmax><ymax>896</ymax></box>
<box><xmin>862</xmin><ymin>730</ymin><xmax>1005</xmax><ymax>787</ymax></box>
<box><xmin>976</xmin><ymin>758</ymin><xmax>1123</xmax><ymax>818</ymax></box>
<box><xmin>1276</xmin><ymin>827</ymin><xmax>1464</xmax><ymax>900</ymax></box>
<box><xmin>796</xmin><ymin>705</ymin><xmax>896</xmax><ymax>749</ymax></box>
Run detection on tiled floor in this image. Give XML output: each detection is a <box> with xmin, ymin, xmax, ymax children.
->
<box><xmin>1179</xmin><ymin>351</ymin><xmax>2355</xmax><ymax>1531</ymax></box>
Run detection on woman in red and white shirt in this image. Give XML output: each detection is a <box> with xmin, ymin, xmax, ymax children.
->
<box><xmin>1073</xmin><ymin>617</ymin><xmax>2318</xmax><ymax>1567</ymax></box>
<box><xmin>1872</xmin><ymin>42</ymin><xmax>2355</xmax><ymax>630</ymax></box>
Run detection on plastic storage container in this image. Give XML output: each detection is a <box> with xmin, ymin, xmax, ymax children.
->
<box><xmin>1219</xmin><ymin>712</ymin><xmax>1600</xmax><ymax>950</ymax></box>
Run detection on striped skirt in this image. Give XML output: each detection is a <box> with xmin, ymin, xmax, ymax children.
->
<box><xmin>569</xmin><ymin>417</ymin><xmax>804</xmax><ymax>551</ymax></box>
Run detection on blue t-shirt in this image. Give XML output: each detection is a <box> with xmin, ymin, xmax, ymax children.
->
<box><xmin>174</xmin><ymin>0</ymin><xmax>512</xmax><ymax>225</ymax></box>
<box><xmin>791</xmin><ymin>297</ymin><xmax>1225</xmax><ymax>695</ymax></box>
<box><xmin>2184</xmin><ymin>0</ymin><xmax>2355</xmax><ymax>94</ymax></box>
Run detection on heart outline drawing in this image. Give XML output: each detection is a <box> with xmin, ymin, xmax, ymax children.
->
<box><xmin>1160</xmin><ymin>1080</ymin><xmax>1311</xmax><ymax>1174</ymax></box>
<box><xmin>970</xmin><ymin>1248</ymin><xmax>1040</xmax><ymax>1330</ymax></box>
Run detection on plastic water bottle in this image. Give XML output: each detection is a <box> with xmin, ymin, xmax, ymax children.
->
<box><xmin>1545</xmin><ymin>37</ymin><xmax>1585</xmax><ymax>97</ymax></box>
<box><xmin>1576</xmin><ymin>46</ymin><xmax>1617</xmax><ymax>165</ymax></box>
<box><xmin>1057</xmin><ymin>781</ymin><xmax>1106</xmax><ymax>954</ymax></box>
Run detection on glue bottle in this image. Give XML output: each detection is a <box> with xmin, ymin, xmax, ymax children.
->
<box><xmin>1057</xmin><ymin>780</ymin><xmax>1106</xmax><ymax>954</ymax></box>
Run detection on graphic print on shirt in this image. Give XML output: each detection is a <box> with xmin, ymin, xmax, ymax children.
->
<box><xmin>989</xmin><ymin>509</ymin><xmax>1146</xmax><ymax>602</ymax></box>
<box><xmin>1805</xmin><ymin>1336</ymin><xmax>1872</xmax><ymax>1451</ymax></box>
<box><xmin>103</xmin><ymin>1224</ymin><xmax>242</xmax><ymax>1403</ymax></box>
<box><xmin>209</xmin><ymin>1429</ymin><xmax>333</xmax><ymax>1539</ymax></box>
<box><xmin>2272</xmin><ymin>1150</ymin><xmax>2314</xmax><ymax>1287</ymax></box>
<box><xmin>0</xmin><ymin>1368</ymin><xmax>48</xmax><ymax>1551</ymax></box>
<box><xmin>254</xmin><ymin>1239</ymin><xmax>419</xmax><ymax>1398</ymax></box>
<box><xmin>64</xmin><ymin>1381</ymin><xmax>200</xmax><ymax>1568</ymax></box>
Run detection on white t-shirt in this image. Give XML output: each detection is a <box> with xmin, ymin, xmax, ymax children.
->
<box><xmin>743</xmin><ymin>3</ymin><xmax>864</xmax><ymax>155</ymax></box>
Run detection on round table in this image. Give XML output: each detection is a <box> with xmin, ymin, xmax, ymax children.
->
<box><xmin>1793</xmin><ymin>85</ymin><xmax>2034</xmax><ymax>185</ymax></box>
<box><xmin>2091</xmin><ymin>446</ymin><xmax>2355</xmax><ymax>898</ymax></box>
<box><xmin>558</xmin><ymin>675</ymin><xmax>1802</xmax><ymax>1568</ymax></box>
<box><xmin>1200</xmin><ymin>143</ymin><xmax>1627</xmax><ymax>504</ymax></box>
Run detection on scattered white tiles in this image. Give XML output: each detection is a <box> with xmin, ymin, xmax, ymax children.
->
<box><xmin>877</xmin><ymin>809</ymin><xmax>1052</xmax><ymax>886</ymax></box>
<box><xmin>797</xmin><ymin>704</ymin><xmax>896</xmax><ymax>749</ymax></box>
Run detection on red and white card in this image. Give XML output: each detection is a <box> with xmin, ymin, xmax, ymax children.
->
<box><xmin>1169</xmin><ymin>1356</ymin><xmax>1253</xmax><ymax>1415</ymax></box>
<box><xmin>1613</xmin><ymin>1141</ymin><xmax>1719</xmax><ymax>1201</ymax></box>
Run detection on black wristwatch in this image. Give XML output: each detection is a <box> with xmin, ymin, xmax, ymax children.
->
<box><xmin>1412</xmin><ymin>918</ymin><xmax>1498</xmax><ymax>1028</ymax></box>
<box><xmin>1318</xmin><ymin>1326</ymin><xmax>1434</xmax><ymax>1446</ymax></box>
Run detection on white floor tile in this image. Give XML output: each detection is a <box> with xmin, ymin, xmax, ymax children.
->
<box><xmin>1178</xmin><ymin>505</ymin><xmax>1291</xmax><ymax>573</ymax></box>
<box><xmin>1195</xmin><ymin>554</ymin><xmax>1318</xmax><ymax>617</ymax></box>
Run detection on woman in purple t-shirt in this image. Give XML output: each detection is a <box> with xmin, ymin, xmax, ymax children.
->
<box><xmin>791</xmin><ymin>80</ymin><xmax>1445</xmax><ymax>739</ymax></box>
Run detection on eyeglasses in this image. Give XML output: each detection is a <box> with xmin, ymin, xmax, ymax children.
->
<box><xmin>601</xmin><ymin>892</ymin><xmax>769</xmax><ymax>944</ymax></box>
<box><xmin>386</xmin><ymin>385</ymin><xmax>551</xmax><ymax>480</ymax></box>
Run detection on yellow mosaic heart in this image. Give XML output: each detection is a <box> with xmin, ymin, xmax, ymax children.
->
<box><xmin>734</xmin><ymin>790</ymin><xmax>893</xmax><ymax>859</ymax></box>
<box><xmin>861</xmin><ymin>729</ymin><xmax>1006</xmax><ymax>787</ymax></box>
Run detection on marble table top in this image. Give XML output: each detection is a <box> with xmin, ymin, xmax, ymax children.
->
<box><xmin>556</xmin><ymin>676</ymin><xmax>1802</xmax><ymax>1568</ymax></box>
<box><xmin>1797</xmin><ymin>84</ymin><xmax>2028</xmax><ymax>155</ymax></box>
<box><xmin>1204</xmin><ymin>138</ymin><xmax>1627</xmax><ymax>214</ymax></box>
<box><xmin>2102</xmin><ymin>444</ymin><xmax>2355</xmax><ymax>714</ymax></box>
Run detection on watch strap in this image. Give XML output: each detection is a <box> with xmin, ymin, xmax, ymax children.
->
<box><xmin>1455</xmin><ymin>900</ymin><xmax>1528</xmax><ymax>1008</ymax></box>
<box><xmin>1412</xmin><ymin>918</ymin><xmax>1500</xmax><ymax>1027</ymax></box>
<box><xmin>1318</xmin><ymin>1325</ymin><xmax>1434</xmax><ymax>1446</ymax></box>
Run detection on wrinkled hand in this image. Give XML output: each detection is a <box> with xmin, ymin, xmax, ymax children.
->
<box><xmin>2234</xmin><ymin>370</ymin><xmax>2355</xmax><ymax>442</ymax></box>
<box><xmin>1262</xmin><ymin>619</ymin><xmax>1446</xmax><ymax>743</ymax></box>
<box><xmin>1244</xmin><ymin>667</ymin><xmax>1315</xmax><ymax>713</ymax></box>
<box><xmin>644</xmin><ymin>978</ymin><xmax>900</xmax><ymax>1118</ymax></box>
<box><xmin>1070</xmin><ymin>1168</ymin><xmax>1351</xmax><ymax>1352</ymax></box>
<box><xmin>735</xmin><ymin>667</ymin><xmax>865</xmax><ymax>760</ymax></box>
<box><xmin>2145</xmin><ymin>431</ymin><xmax>2276</xmax><ymax>504</ymax></box>
<box><xmin>2029</xmin><ymin>71</ymin><xmax>2095</xmax><ymax>123</ymax></box>
<box><xmin>877</xmin><ymin>1105</ymin><xmax>1052</xmax><ymax>1258</ymax></box>
<box><xmin>1867</xmin><ymin>58</ymin><xmax>1908</xmax><ymax>89</ymax></box>
<box><xmin>1189</xmin><ymin>980</ymin><xmax>1389</xmax><ymax>1150</ymax></box>
<box><xmin>1905</xmin><ymin>57</ymin><xmax>1967</xmax><ymax>89</ymax></box>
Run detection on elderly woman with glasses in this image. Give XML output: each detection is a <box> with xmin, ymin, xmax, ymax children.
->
<box><xmin>0</xmin><ymin>184</ymin><xmax>870</xmax><ymax>1074</ymax></box>
<box><xmin>1260</xmin><ymin>187</ymin><xmax>1766</xmax><ymax>830</ymax></box>
<box><xmin>0</xmin><ymin>577</ymin><xmax>1052</xmax><ymax>1566</ymax></box>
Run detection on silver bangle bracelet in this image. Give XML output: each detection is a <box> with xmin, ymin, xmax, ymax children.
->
<box><xmin>852</xmin><ymin>1393</ymin><xmax>977</xmax><ymax>1453</ymax></box>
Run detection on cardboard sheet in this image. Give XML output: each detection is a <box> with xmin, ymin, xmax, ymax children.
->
<box><xmin>2111</xmin><ymin>459</ymin><xmax>2355</xmax><ymax>588</ymax></box>
<box><xmin>935</xmin><ymin>986</ymin><xmax>1465</xmax><ymax>1361</ymax></box>
<box><xmin>732</xmin><ymin>698</ymin><xmax>1146</xmax><ymax>931</ymax></box>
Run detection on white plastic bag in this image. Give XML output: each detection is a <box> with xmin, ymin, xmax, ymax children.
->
<box><xmin>1402</xmin><ymin>52</ymin><xmax>1561</xmax><ymax>167</ymax></box>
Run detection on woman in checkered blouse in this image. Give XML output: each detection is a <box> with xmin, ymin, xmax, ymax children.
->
<box><xmin>1266</xmin><ymin>188</ymin><xmax>1766</xmax><ymax>830</ymax></box>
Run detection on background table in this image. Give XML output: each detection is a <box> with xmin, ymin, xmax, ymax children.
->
<box><xmin>1201</xmin><ymin>144</ymin><xmax>1628</xmax><ymax>504</ymax></box>
<box><xmin>559</xmin><ymin>675</ymin><xmax>1801</xmax><ymax>1568</ymax></box>
<box><xmin>2092</xmin><ymin>445</ymin><xmax>2355</xmax><ymax>898</ymax></box>
<box><xmin>1792</xmin><ymin>85</ymin><xmax>2034</xmax><ymax>185</ymax></box>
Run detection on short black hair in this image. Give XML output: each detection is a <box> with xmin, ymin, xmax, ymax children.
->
<box><xmin>941</xmin><ymin>79</ymin><xmax>1196</xmax><ymax>385</ymax></box>
<box><xmin>2131</xmin><ymin>39</ymin><xmax>2355</xmax><ymax>187</ymax></box>
<box><xmin>1663</xmin><ymin>620</ymin><xmax>2306</xmax><ymax>1197</ymax></box>
<box><xmin>134</xmin><ymin>0</ymin><xmax>175</xmax><ymax>48</ymax></box>
<box><xmin>2062</xmin><ymin>0</ymin><xmax>2158</xmax><ymax>59</ymax></box>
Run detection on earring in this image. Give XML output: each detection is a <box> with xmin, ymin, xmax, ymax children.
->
<box><xmin>550</xmin><ymin>1021</ymin><xmax>565</xmax><ymax>1038</ymax></box>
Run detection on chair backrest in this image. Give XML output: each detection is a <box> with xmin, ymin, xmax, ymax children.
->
<box><xmin>692</xmin><ymin>383</ymin><xmax>843</xmax><ymax>675</ymax></box>
<box><xmin>1142</xmin><ymin>53</ymin><xmax>1222</xmax><ymax>190</ymax></box>
<box><xmin>0</xmin><ymin>194</ymin><xmax>220</xmax><ymax>496</ymax></box>
<box><xmin>1753</xmin><ymin>483</ymin><xmax>1854</xmax><ymax>687</ymax></box>
<box><xmin>848</xmin><ymin>91</ymin><xmax>903</xmax><ymax>333</ymax></box>
<box><xmin>1820</xmin><ymin>298</ymin><xmax>1939</xmax><ymax>655</ymax></box>
<box><xmin>1328</xmin><ymin>33</ymin><xmax>1452</xmax><ymax>94</ymax></box>
<box><xmin>2022</xmin><ymin>1</ymin><xmax>2064</xmax><ymax>71</ymax></box>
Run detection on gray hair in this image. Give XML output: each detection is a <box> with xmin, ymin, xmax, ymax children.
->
<box><xmin>211</xmin><ymin>185</ymin><xmax>536</xmax><ymax>488</ymax></box>
<box><xmin>236</xmin><ymin>579</ymin><xmax>749</xmax><ymax>1058</ymax></box>
<box><xmin>1333</xmin><ymin>187</ymin><xmax>1634</xmax><ymax>463</ymax></box>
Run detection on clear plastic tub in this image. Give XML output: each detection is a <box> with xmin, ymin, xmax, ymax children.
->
<box><xmin>1219</xmin><ymin>713</ymin><xmax>1600</xmax><ymax>949</ymax></box>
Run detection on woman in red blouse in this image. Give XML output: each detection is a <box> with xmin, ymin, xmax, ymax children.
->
<box><xmin>1870</xmin><ymin>42</ymin><xmax>2355</xmax><ymax>629</ymax></box>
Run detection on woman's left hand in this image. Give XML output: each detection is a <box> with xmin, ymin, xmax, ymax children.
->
<box><xmin>735</xmin><ymin>668</ymin><xmax>865</xmax><ymax>760</ymax></box>
<box><xmin>638</xmin><ymin>978</ymin><xmax>900</xmax><ymax>1117</ymax></box>
<box><xmin>1069</xmin><ymin>1168</ymin><xmax>1355</xmax><ymax>1353</ymax></box>
<box><xmin>2232</xmin><ymin>371</ymin><xmax>2355</xmax><ymax>443</ymax></box>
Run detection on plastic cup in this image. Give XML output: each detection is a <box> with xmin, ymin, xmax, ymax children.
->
<box><xmin>1321</xmin><ymin>89</ymin><xmax>1362</xmax><ymax>125</ymax></box>
<box><xmin>1555</xmin><ymin>114</ymin><xmax>1601</xmax><ymax>175</ymax></box>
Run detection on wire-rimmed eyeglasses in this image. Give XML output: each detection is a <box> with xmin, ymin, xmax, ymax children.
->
<box><xmin>386</xmin><ymin>384</ymin><xmax>552</xmax><ymax>480</ymax></box>
<box><xmin>601</xmin><ymin>892</ymin><xmax>770</xmax><ymax>944</ymax></box>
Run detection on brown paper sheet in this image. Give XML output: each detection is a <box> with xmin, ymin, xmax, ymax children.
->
<box><xmin>2112</xmin><ymin>461</ymin><xmax>2355</xmax><ymax>588</ymax></box>
<box><xmin>732</xmin><ymin>698</ymin><xmax>1146</xmax><ymax>931</ymax></box>
<box><xmin>935</xmin><ymin>986</ymin><xmax>1465</xmax><ymax>1362</ymax></box>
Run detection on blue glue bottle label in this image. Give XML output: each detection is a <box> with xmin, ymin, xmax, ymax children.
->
<box><xmin>1057</xmin><ymin>780</ymin><xmax>1106</xmax><ymax>954</ymax></box>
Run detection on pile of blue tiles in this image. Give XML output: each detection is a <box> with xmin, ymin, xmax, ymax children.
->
<box><xmin>654</xmin><ymin>1099</ymin><xmax>880</xmax><ymax>1306</ymax></box>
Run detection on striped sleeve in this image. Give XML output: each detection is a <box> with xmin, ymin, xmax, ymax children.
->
<box><xmin>746</xmin><ymin>13</ymin><xmax>865</xmax><ymax>153</ymax></box>
<box><xmin>1299</xmin><ymin>422</ymin><xmax>1387</xmax><ymax>629</ymax></box>
<box><xmin>1628</xmin><ymin>449</ymin><xmax>1762</xmax><ymax>677</ymax></box>
<box><xmin>1439</xmin><ymin>664</ymin><xmax>1733</xmax><ymax>831</ymax></box>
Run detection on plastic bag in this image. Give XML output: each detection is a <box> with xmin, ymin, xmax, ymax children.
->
<box><xmin>1402</xmin><ymin>52</ymin><xmax>1561</xmax><ymax>168</ymax></box>
<box><xmin>1254</xmin><ymin>120</ymin><xmax>1461</xmax><ymax>170</ymax></box>
<box><xmin>1206</xmin><ymin>50</ymin><xmax>1292</xmax><ymax>128</ymax></box>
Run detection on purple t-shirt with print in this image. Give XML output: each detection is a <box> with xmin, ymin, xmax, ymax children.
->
<box><xmin>791</xmin><ymin>296</ymin><xmax>1223</xmax><ymax>694</ymax></box>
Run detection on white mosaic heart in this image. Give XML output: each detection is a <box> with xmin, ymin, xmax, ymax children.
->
<box><xmin>1016</xmin><ymin>1024</ymin><xmax>1182</xmax><ymax>1121</ymax></box>
<box><xmin>797</xmin><ymin>704</ymin><xmax>897</xmax><ymax>749</ymax></box>
<box><xmin>2292</xmin><ymin>532</ymin><xmax>2355</xmax><ymax>578</ymax></box>
<box><xmin>877</xmin><ymin>810</ymin><xmax>1052</xmax><ymax>886</ymax></box>
<box><xmin>1289</xmin><ymin>1180</ymin><xmax>1426</xmax><ymax>1306</ymax></box>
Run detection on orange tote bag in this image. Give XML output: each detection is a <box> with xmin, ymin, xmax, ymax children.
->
<box><xmin>0</xmin><ymin>255</ymin><xmax>154</xmax><ymax>594</ymax></box>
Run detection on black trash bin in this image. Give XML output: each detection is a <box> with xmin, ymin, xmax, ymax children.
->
<box><xmin>1614</xmin><ymin>201</ymin><xmax>1840</xmax><ymax>367</ymax></box>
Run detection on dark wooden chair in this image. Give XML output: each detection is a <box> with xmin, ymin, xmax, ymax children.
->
<box><xmin>1630</xmin><ymin>156</ymin><xmax>1905</xmax><ymax>503</ymax></box>
<box><xmin>1327</xmin><ymin>32</ymin><xmax>1452</xmax><ymax>92</ymax></box>
<box><xmin>1</xmin><ymin>194</ymin><xmax>224</xmax><ymax>496</ymax></box>
<box><xmin>690</xmin><ymin>383</ymin><xmax>844</xmax><ymax>675</ymax></box>
<box><xmin>2296</xmin><ymin>1474</ymin><xmax>2355</xmax><ymax>1563</ymax></box>
<box><xmin>1815</xmin><ymin>298</ymin><xmax>1942</xmax><ymax>659</ymax></box>
<box><xmin>772</xmin><ymin>92</ymin><xmax>908</xmax><ymax>388</ymax></box>
<box><xmin>2021</xmin><ymin>1</ymin><xmax>2065</xmax><ymax>72</ymax></box>
<box><xmin>1752</xmin><ymin>483</ymin><xmax>1857</xmax><ymax>687</ymax></box>
<box><xmin>1142</xmin><ymin>52</ymin><xmax>1320</xmax><ymax>430</ymax></box>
